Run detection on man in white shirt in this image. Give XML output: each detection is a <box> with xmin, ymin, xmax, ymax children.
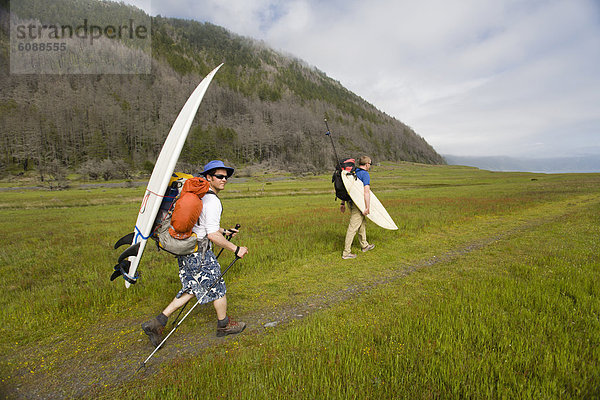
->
<box><xmin>142</xmin><ymin>160</ymin><xmax>248</xmax><ymax>347</ymax></box>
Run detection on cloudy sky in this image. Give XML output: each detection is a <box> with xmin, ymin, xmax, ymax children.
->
<box><xmin>125</xmin><ymin>0</ymin><xmax>599</xmax><ymax>158</ymax></box>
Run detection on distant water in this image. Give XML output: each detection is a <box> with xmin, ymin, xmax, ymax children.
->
<box><xmin>444</xmin><ymin>155</ymin><xmax>600</xmax><ymax>174</ymax></box>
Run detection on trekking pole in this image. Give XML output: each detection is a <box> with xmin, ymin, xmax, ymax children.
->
<box><xmin>324</xmin><ymin>118</ymin><xmax>343</xmax><ymax>171</ymax></box>
<box><xmin>216</xmin><ymin>223</ymin><xmax>240</xmax><ymax>259</ymax></box>
<box><xmin>171</xmin><ymin>223</ymin><xmax>240</xmax><ymax>327</ymax></box>
<box><xmin>137</xmin><ymin>255</ymin><xmax>241</xmax><ymax>373</ymax></box>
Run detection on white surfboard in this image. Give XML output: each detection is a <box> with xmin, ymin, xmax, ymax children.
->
<box><xmin>341</xmin><ymin>171</ymin><xmax>398</xmax><ymax>230</ymax></box>
<box><xmin>114</xmin><ymin>64</ymin><xmax>223</xmax><ymax>288</ymax></box>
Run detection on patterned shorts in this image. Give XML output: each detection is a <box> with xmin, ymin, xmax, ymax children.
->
<box><xmin>176</xmin><ymin>250</ymin><xmax>226</xmax><ymax>304</ymax></box>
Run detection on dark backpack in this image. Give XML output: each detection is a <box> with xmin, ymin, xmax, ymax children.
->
<box><xmin>332</xmin><ymin>158</ymin><xmax>355</xmax><ymax>202</ymax></box>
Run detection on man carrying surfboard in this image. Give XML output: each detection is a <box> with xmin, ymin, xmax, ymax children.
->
<box><xmin>341</xmin><ymin>156</ymin><xmax>376</xmax><ymax>259</ymax></box>
<box><xmin>141</xmin><ymin>160</ymin><xmax>248</xmax><ymax>347</ymax></box>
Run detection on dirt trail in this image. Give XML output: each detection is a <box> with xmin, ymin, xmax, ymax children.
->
<box><xmin>0</xmin><ymin>209</ymin><xmax>576</xmax><ymax>399</ymax></box>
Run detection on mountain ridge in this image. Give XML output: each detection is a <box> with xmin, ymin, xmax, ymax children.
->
<box><xmin>0</xmin><ymin>0</ymin><xmax>444</xmax><ymax>180</ymax></box>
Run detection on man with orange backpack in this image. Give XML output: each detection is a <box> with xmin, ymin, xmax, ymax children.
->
<box><xmin>141</xmin><ymin>160</ymin><xmax>248</xmax><ymax>347</ymax></box>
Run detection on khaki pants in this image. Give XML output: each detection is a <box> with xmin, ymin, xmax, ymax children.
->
<box><xmin>343</xmin><ymin>202</ymin><xmax>369</xmax><ymax>256</ymax></box>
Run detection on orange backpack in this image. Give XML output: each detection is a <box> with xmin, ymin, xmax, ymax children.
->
<box><xmin>169</xmin><ymin>177</ymin><xmax>211</xmax><ymax>239</ymax></box>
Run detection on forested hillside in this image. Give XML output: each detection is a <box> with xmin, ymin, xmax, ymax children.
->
<box><xmin>0</xmin><ymin>0</ymin><xmax>444</xmax><ymax>181</ymax></box>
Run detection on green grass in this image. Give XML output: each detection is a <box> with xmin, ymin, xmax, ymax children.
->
<box><xmin>0</xmin><ymin>162</ymin><xmax>598</xmax><ymax>399</ymax></box>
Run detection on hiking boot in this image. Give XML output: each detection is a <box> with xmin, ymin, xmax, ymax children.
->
<box><xmin>342</xmin><ymin>253</ymin><xmax>357</xmax><ymax>259</ymax></box>
<box><xmin>216</xmin><ymin>317</ymin><xmax>246</xmax><ymax>337</ymax></box>
<box><xmin>362</xmin><ymin>244</ymin><xmax>375</xmax><ymax>252</ymax></box>
<box><xmin>141</xmin><ymin>317</ymin><xmax>165</xmax><ymax>347</ymax></box>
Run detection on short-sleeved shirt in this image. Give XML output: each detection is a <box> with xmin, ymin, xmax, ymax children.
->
<box><xmin>355</xmin><ymin>168</ymin><xmax>370</xmax><ymax>186</ymax></box>
<box><xmin>192</xmin><ymin>193</ymin><xmax>221</xmax><ymax>239</ymax></box>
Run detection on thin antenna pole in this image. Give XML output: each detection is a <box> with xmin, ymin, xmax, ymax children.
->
<box><xmin>324</xmin><ymin>118</ymin><xmax>343</xmax><ymax>170</ymax></box>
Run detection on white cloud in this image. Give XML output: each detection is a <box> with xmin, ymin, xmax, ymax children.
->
<box><xmin>125</xmin><ymin>0</ymin><xmax>600</xmax><ymax>158</ymax></box>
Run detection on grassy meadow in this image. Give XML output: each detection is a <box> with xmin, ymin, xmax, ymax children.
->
<box><xmin>0</xmin><ymin>162</ymin><xmax>598</xmax><ymax>399</ymax></box>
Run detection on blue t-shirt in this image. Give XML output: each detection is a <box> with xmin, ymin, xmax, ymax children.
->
<box><xmin>355</xmin><ymin>168</ymin><xmax>370</xmax><ymax>186</ymax></box>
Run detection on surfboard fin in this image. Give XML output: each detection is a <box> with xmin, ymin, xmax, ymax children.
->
<box><xmin>110</xmin><ymin>260</ymin><xmax>139</xmax><ymax>284</ymax></box>
<box><xmin>114</xmin><ymin>232</ymin><xmax>135</xmax><ymax>249</ymax></box>
<box><xmin>110</xmin><ymin>260</ymin><xmax>130</xmax><ymax>281</ymax></box>
<box><xmin>118</xmin><ymin>242</ymin><xmax>141</xmax><ymax>263</ymax></box>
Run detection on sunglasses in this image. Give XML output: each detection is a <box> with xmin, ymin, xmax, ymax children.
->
<box><xmin>211</xmin><ymin>174</ymin><xmax>228</xmax><ymax>180</ymax></box>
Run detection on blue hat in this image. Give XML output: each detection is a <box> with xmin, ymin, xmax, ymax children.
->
<box><xmin>200</xmin><ymin>160</ymin><xmax>235</xmax><ymax>177</ymax></box>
